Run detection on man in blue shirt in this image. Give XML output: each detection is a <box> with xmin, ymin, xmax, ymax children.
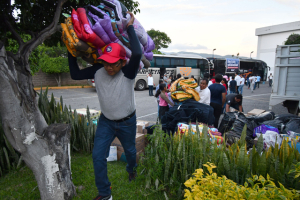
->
<box><xmin>254</xmin><ymin>75</ymin><xmax>261</xmax><ymax>89</ymax></box>
<box><xmin>229</xmin><ymin>75</ymin><xmax>237</xmax><ymax>94</ymax></box>
<box><xmin>208</xmin><ymin>74</ymin><xmax>226</xmax><ymax>128</ymax></box>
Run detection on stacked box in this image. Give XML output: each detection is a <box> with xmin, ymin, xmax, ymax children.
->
<box><xmin>136</xmin><ymin>120</ymin><xmax>149</xmax><ymax>133</ymax></box>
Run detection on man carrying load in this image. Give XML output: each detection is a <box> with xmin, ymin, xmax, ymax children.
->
<box><xmin>68</xmin><ymin>12</ymin><xmax>140</xmax><ymax>200</ymax></box>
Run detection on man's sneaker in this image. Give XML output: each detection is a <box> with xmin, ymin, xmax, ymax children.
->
<box><xmin>93</xmin><ymin>195</ymin><xmax>112</xmax><ymax>200</ymax></box>
<box><xmin>129</xmin><ymin>171</ymin><xmax>137</xmax><ymax>182</ymax></box>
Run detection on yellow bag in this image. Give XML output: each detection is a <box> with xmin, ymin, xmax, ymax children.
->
<box><xmin>178</xmin><ymin>78</ymin><xmax>198</xmax><ymax>89</ymax></box>
<box><xmin>182</xmin><ymin>85</ymin><xmax>200</xmax><ymax>101</ymax></box>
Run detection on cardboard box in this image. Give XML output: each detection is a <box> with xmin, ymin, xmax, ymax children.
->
<box><xmin>117</xmin><ymin>149</ymin><xmax>144</xmax><ymax>163</ymax></box>
<box><xmin>136</xmin><ymin>121</ymin><xmax>149</xmax><ymax>133</ymax></box>
<box><xmin>247</xmin><ymin>109</ymin><xmax>265</xmax><ymax>116</ymax></box>
<box><xmin>111</xmin><ymin>133</ymin><xmax>146</xmax><ymax>153</ymax></box>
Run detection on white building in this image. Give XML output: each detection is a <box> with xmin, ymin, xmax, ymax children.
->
<box><xmin>255</xmin><ymin>21</ymin><xmax>300</xmax><ymax>77</ymax></box>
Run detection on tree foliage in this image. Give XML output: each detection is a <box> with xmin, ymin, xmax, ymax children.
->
<box><xmin>285</xmin><ymin>33</ymin><xmax>300</xmax><ymax>45</ymax></box>
<box><xmin>147</xmin><ymin>29</ymin><xmax>172</xmax><ymax>50</ymax></box>
<box><xmin>39</xmin><ymin>43</ymin><xmax>69</xmax><ymax>74</ymax></box>
<box><xmin>0</xmin><ymin>0</ymin><xmax>141</xmax><ymax>50</ymax></box>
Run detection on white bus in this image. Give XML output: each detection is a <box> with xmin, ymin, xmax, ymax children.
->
<box><xmin>134</xmin><ymin>54</ymin><xmax>211</xmax><ymax>90</ymax></box>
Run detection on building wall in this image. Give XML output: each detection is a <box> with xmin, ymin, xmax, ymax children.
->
<box><xmin>32</xmin><ymin>70</ymin><xmax>88</xmax><ymax>87</ymax></box>
<box><xmin>256</xmin><ymin>21</ymin><xmax>300</xmax><ymax>77</ymax></box>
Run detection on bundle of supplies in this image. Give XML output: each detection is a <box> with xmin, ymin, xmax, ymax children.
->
<box><xmin>61</xmin><ymin>0</ymin><xmax>155</xmax><ymax>70</ymax></box>
<box><xmin>170</xmin><ymin>78</ymin><xmax>200</xmax><ymax>102</ymax></box>
<box><xmin>177</xmin><ymin>123</ymin><xmax>223</xmax><ymax>144</ymax></box>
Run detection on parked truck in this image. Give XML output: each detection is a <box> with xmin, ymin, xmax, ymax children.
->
<box><xmin>269</xmin><ymin>44</ymin><xmax>300</xmax><ymax>115</ymax></box>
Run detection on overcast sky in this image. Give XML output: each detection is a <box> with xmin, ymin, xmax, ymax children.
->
<box><xmin>135</xmin><ymin>0</ymin><xmax>300</xmax><ymax>58</ymax></box>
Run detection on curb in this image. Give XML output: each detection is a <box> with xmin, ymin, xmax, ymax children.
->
<box><xmin>34</xmin><ymin>86</ymin><xmax>93</xmax><ymax>90</ymax></box>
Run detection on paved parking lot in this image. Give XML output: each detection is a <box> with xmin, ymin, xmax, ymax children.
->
<box><xmin>45</xmin><ymin>82</ymin><xmax>289</xmax><ymax>124</ymax></box>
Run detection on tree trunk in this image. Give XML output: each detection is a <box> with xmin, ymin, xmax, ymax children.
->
<box><xmin>56</xmin><ymin>73</ymin><xmax>62</xmax><ymax>87</ymax></box>
<box><xmin>0</xmin><ymin>44</ymin><xmax>76</xmax><ymax>199</ymax></box>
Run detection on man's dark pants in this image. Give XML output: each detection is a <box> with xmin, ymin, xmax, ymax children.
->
<box><xmin>269</xmin><ymin>80</ymin><xmax>272</xmax><ymax>87</ymax></box>
<box><xmin>210</xmin><ymin>102</ymin><xmax>223</xmax><ymax>128</ymax></box>
<box><xmin>93</xmin><ymin>114</ymin><xmax>137</xmax><ymax>196</ymax></box>
<box><xmin>149</xmin><ymin>85</ymin><xmax>153</xmax><ymax>96</ymax></box>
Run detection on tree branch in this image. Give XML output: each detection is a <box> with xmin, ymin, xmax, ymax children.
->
<box><xmin>21</xmin><ymin>0</ymin><xmax>68</xmax><ymax>66</ymax></box>
<box><xmin>4</xmin><ymin>17</ymin><xmax>24</xmax><ymax>51</ymax></box>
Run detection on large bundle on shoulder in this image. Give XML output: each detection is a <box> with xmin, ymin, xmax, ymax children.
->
<box><xmin>170</xmin><ymin>78</ymin><xmax>200</xmax><ymax>102</ymax></box>
<box><xmin>61</xmin><ymin>0</ymin><xmax>155</xmax><ymax>70</ymax></box>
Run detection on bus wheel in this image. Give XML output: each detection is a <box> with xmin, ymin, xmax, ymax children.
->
<box><xmin>135</xmin><ymin>80</ymin><xmax>146</xmax><ymax>91</ymax></box>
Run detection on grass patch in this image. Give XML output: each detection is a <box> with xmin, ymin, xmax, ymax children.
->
<box><xmin>0</xmin><ymin>153</ymin><xmax>173</xmax><ymax>200</ymax></box>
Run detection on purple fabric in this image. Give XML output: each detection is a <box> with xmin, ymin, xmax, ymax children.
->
<box><xmin>90</xmin><ymin>5</ymin><xmax>119</xmax><ymax>43</ymax></box>
<box><xmin>88</xmin><ymin>12</ymin><xmax>111</xmax><ymax>45</ymax></box>
<box><xmin>253</xmin><ymin>125</ymin><xmax>279</xmax><ymax>137</ymax></box>
<box><xmin>144</xmin><ymin>51</ymin><xmax>153</xmax><ymax>61</ymax></box>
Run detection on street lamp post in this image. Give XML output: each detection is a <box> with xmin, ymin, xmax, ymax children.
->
<box><xmin>212</xmin><ymin>48</ymin><xmax>216</xmax><ymax>58</ymax></box>
<box><xmin>250</xmin><ymin>51</ymin><xmax>254</xmax><ymax>59</ymax></box>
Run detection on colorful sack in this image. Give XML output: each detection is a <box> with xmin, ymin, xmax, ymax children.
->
<box><xmin>61</xmin><ymin>18</ymin><xmax>100</xmax><ymax>63</ymax></box>
<box><xmin>178</xmin><ymin>78</ymin><xmax>198</xmax><ymax>89</ymax></box>
<box><xmin>72</xmin><ymin>8</ymin><xmax>106</xmax><ymax>48</ymax></box>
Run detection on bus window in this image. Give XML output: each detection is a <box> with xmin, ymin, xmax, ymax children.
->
<box><xmin>185</xmin><ymin>59</ymin><xmax>197</xmax><ymax>68</ymax></box>
<box><xmin>156</xmin><ymin>57</ymin><xmax>163</xmax><ymax>67</ymax></box>
<box><xmin>171</xmin><ymin>58</ymin><xmax>184</xmax><ymax>68</ymax></box>
<box><xmin>198</xmin><ymin>59</ymin><xmax>209</xmax><ymax>78</ymax></box>
<box><xmin>149</xmin><ymin>57</ymin><xmax>155</xmax><ymax>67</ymax></box>
<box><xmin>163</xmin><ymin>58</ymin><xmax>170</xmax><ymax>68</ymax></box>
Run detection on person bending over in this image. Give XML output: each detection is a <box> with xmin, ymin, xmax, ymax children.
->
<box><xmin>68</xmin><ymin>12</ymin><xmax>141</xmax><ymax>200</ymax></box>
<box><xmin>224</xmin><ymin>94</ymin><xmax>243</xmax><ymax>112</ymax></box>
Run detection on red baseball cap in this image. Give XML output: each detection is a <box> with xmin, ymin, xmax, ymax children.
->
<box><xmin>98</xmin><ymin>43</ymin><xmax>126</xmax><ymax>63</ymax></box>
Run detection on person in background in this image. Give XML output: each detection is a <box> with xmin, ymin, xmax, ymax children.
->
<box><xmin>68</xmin><ymin>12</ymin><xmax>139</xmax><ymax>200</ymax></box>
<box><xmin>155</xmin><ymin>83</ymin><xmax>174</xmax><ymax>120</ymax></box>
<box><xmin>195</xmin><ymin>78</ymin><xmax>211</xmax><ymax>105</ymax></box>
<box><xmin>156</xmin><ymin>79</ymin><xmax>164</xmax><ymax>116</ymax></box>
<box><xmin>268</xmin><ymin>73</ymin><xmax>273</xmax><ymax>87</ymax></box>
<box><xmin>247</xmin><ymin>74</ymin><xmax>250</xmax><ymax>89</ymax></box>
<box><xmin>221</xmin><ymin>78</ymin><xmax>228</xmax><ymax>94</ymax></box>
<box><xmin>223</xmin><ymin>75</ymin><xmax>228</xmax><ymax>81</ymax></box>
<box><xmin>249</xmin><ymin>74</ymin><xmax>256</xmax><ymax>93</ymax></box>
<box><xmin>211</xmin><ymin>76</ymin><xmax>216</xmax><ymax>84</ymax></box>
<box><xmin>229</xmin><ymin>75</ymin><xmax>237</xmax><ymax>94</ymax></box>
<box><xmin>163</xmin><ymin>73</ymin><xmax>168</xmax><ymax>84</ymax></box>
<box><xmin>176</xmin><ymin>73</ymin><xmax>182</xmax><ymax>80</ymax></box>
<box><xmin>147</xmin><ymin>73</ymin><xmax>154</xmax><ymax>96</ymax></box>
<box><xmin>238</xmin><ymin>74</ymin><xmax>245</xmax><ymax>95</ymax></box>
<box><xmin>235</xmin><ymin>73</ymin><xmax>241</xmax><ymax>94</ymax></box>
<box><xmin>167</xmin><ymin>79</ymin><xmax>171</xmax><ymax>89</ymax></box>
<box><xmin>204</xmin><ymin>73</ymin><xmax>213</xmax><ymax>86</ymax></box>
<box><xmin>208</xmin><ymin>74</ymin><xmax>226</xmax><ymax>128</ymax></box>
<box><xmin>224</xmin><ymin>94</ymin><xmax>243</xmax><ymax>113</ymax></box>
<box><xmin>169</xmin><ymin>75</ymin><xmax>173</xmax><ymax>82</ymax></box>
<box><xmin>254</xmin><ymin>74</ymin><xmax>261</xmax><ymax>89</ymax></box>
<box><xmin>167</xmin><ymin>92</ymin><xmax>174</xmax><ymax>108</ymax></box>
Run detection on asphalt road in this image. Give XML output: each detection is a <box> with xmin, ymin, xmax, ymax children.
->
<box><xmin>45</xmin><ymin>82</ymin><xmax>289</xmax><ymax>124</ymax></box>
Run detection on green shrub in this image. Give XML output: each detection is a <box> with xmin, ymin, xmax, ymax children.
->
<box><xmin>285</xmin><ymin>33</ymin><xmax>300</xmax><ymax>45</ymax></box>
<box><xmin>141</xmin><ymin>124</ymin><xmax>300</xmax><ymax>198</ymax></box>
<box><xmin>184</xmin><ymin>162</ymin><xmax>300</xmax><ymax>200</ymax></box>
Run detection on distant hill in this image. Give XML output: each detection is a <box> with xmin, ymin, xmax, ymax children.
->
<box><xmin>161</xmin><ymin>51</ymin><xmax>250</xmax><ymax>59</ymax></box>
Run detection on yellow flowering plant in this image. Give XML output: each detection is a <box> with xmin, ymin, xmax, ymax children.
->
<box><xmin>184</xmin><ymin>162</ymin><xmax>300</xmax><ymax>200</ymax></box>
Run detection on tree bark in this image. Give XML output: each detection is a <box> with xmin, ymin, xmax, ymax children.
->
<box><xmin>0</xmin><ymin>43</ymin><xmax>76</xmax><ymax>199</ymax></box>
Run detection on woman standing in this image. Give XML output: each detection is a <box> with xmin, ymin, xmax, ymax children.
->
<box><xmin>155</xmin><ymin>83</ymin><xmax>174</xmax><ymax>120</ymax></box>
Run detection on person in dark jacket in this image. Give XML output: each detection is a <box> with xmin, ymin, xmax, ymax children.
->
<box><xmin>68</xmin><ymin>12</ymin><xmax>140</xmax><ymax>200</ymax></box>
<box><xmin>208</xmin><ymin>74</ymin><xmax>226</xmax><ymax>128</ymax></box>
